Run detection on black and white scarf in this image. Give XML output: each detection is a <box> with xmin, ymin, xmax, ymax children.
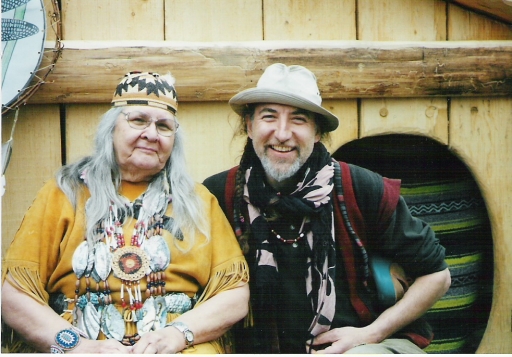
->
<box><xmin>243</xmin><ymin>143</ymin><xmax>337</xmax><ymax>337</ymax></box>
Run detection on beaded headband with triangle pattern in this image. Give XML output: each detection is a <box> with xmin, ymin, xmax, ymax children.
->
<box><xmin>111</xmin><ymin>71</ymin><xmax>178</xmax><ymax>114</ymax></box>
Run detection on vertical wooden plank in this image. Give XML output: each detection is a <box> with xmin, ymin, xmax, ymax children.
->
<box><xmin>178</xmin><ymin>102</ymin><xmax>245</xmax><ymax>182</ymax></box>
<box><xmin>66</xmin><ymin>104</ymin><xmax>110</xmax><ymax>163</ymax></box>
<box><xmin>358</xmin><ymin>0</ymin><xmax>446</xmax><ymax>41</ymax></box>
<box><xmin>360</xmin><ymin>98</ymin><xmax>448</xmax><ymax>144</ymax></box>
<box><xmin>448</xmin><ymin>4</ymin><xmax>512</xmax><ymax>40</ymax></box>
<box><xmin>263</xmin><ymin>0</ymin><xmax>356</xmax><ymax>40</ymax></box>
<box><xmin>446</xmin><ymin>12</ymin><xmax>511</xmax><ymax>352</ymax></box>
<box><xmin>165</xmin><ymin>0</ymin><xmax>263</xmax><ymax>41</ymax></box>
<box><xmin>61</xmin><ymin>0</ymin><xmax>165</xmax><ymax>40</ymax></box>
<box><xmin>449</xmin><ymin>98</ymin><xmax>512</xmax><ymax>354</ymax></box>
<box><xmin>1</xmin><ymin>105</ymin><xmax>61</xmax><ymax>256</ymax></box>
<box><xmin>323</xmin><ymin>99</ymin><xmax>359</xmax><ymax>153</ymax></box>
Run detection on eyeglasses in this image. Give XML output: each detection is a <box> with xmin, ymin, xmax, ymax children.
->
<box><xmin>123</xmin><ymin>111</ymin><xmax>179</xmax><ymax>137</ymax></box>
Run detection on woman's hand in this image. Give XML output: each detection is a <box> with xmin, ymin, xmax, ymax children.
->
<box><xmin>2</xmin><ymin>279</ymin><xmax>131</xmax><ymax>354</ymax></box>
<box><xmin>69</xmin><ymin>338</ymin><xmax>132</xmax><ymax>354</ymax></box>
<box><xmin>129</xmin><ymin>326</ymin><xmax>185</xmax><ymax>354</ymax></box>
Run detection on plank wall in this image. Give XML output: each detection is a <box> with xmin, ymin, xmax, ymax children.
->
<box><xmin>1</xmin><ymin>0</ymin><xmax>511</xmax><ymax>352</ymax></box>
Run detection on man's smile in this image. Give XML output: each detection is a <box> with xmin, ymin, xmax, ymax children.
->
<box><xmin>270</xmin><ymin>145</ymin><xmax>294</xmax><ymax>153</ymax></box>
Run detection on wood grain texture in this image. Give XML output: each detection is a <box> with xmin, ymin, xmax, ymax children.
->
<box><xmin>358</xmin><ymin>0</ymin><xmax>447</xmax><ymax>41</ymax></box>
<box><xmin>165</xmin><ymin>0</ymin><xmax>263</xmax><ymax>41</ymax></box>
<box><xmin>360</xmin><ymin>98</ymin><xmax>448</xmax><ymax>144</ymax></box>
<box><xmin>30</xmin><ymin>40</ymin><xmax>512</xmax><ymax>104</ymax></box>
<box><xmin>61</xmin><ymin>0</ymin><xmax>165</xmax><ymax>40</ymax></box>
<box><xmin>446</xmin><ymin>0</ymin><xmax>512</xmax><ymax>23</ymax></box>
<box><xmin>448</xmin><ymin>3</ymin><xmax>512</xmax><ymax>40</ymax></box>
<box><xmin>322</xmin><ymin>99</ymin><xmax>358</xmax><ymax>153</ymax></box>
<box><xmin>264</xmin><ymin>0</ymin><xmax>356</xmax><ymax>40</ymax></box>
<box><xmin>177</xmin><ymin>101</ymin><xmax>246</xmax><ymax>182</ymax></box>
<box><xmin>65</xmin><ymin>104</ymin><xmax>110</xmax><ymax>164</ymax></box>
<box><xmin>449</xmin><ymin>98</ymin><xmax>512</xmax><ymax>353</ymax></box>
<box><xmin>1</xmin><ymin>105</ymin><xmax>61</xmax><ymax>256</ymax></box>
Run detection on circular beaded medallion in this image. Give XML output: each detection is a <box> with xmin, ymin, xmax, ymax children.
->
<box><xmin>111</xmin><ymin>246</ymin><xmax>150</xmax><ymax>281</ymax></box>
<box><xmin>55</xmin><ymin>328</ymin><xmax>80</xmax><ymax>350</ymax></box>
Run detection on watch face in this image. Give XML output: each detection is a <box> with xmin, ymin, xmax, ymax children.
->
<box><xmin>184</xmin><ymin>330</ymin><xmax>194</xmax><ymax>343</ymax></box>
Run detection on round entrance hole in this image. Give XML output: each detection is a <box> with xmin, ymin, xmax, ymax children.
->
<box><xmin>332</xmin><ymin>134</ymin><xmax>493</xmax><ymax>354</ymax></box>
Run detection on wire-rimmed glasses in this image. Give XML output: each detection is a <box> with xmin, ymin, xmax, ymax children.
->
<box><xmin>123</xmin><ymin>111</ymin><xmax>179</xmax><ymax>137</ymax></box>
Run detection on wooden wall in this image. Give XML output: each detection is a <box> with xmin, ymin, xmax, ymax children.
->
<box><xmin>2</xmin><ymin>0</ymin><xmax>511</xmax><ymax>353</ymax></box>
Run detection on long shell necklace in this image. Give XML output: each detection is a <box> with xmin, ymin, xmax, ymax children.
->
<box><xmin>72</xmin><ymin>177</ymin><xmax>172</xmax><ymax>346</ymax></box>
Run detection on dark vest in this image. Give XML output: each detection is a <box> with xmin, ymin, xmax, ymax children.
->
<box><xmin>222</xmin><ymin>161</ymin><xmax>432</xmax><ymax>352</ymax></box>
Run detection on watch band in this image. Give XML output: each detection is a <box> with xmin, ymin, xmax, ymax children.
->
<box><xmin>167</xmin><ymin>321</ymin><xmax>194</xmax><ymax>347</ymax></box>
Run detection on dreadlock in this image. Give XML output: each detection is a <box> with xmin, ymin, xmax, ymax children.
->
<box><xmin>233</xmin><ymin>138</ymin><xmax>253</xmax><ymax>254</ymax></box>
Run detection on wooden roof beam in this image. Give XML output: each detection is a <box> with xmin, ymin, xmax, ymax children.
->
<box><xmin>31</xmin><ymin>40</ymin><xmax>512</xmax><ymax>104</ymax></box>
<box><xmin>445</xmin><ymin>0</ymin><xmax>512</xmax><ymax>24</ymax></box>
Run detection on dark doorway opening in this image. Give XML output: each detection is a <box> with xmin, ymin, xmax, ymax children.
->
<box><xmin>333</xmin><ymin>134</ymin><xmax>493</xmax><ymax>354</ymax></box>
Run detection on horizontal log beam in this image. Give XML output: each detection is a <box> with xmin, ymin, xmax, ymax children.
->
<box><xmin>30</xmin><ymin>40</ymin><xmax>512</xmax><ymax>104</ymax></box>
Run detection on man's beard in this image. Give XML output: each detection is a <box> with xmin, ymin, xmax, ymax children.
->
<box><xmin>259</xmin><ymin>154</ymin><xmax>303</xmax><ymax>183</ymax></box>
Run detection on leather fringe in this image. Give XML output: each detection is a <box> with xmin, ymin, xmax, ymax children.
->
<box><xmin>2</xmin><ymin>265</ymin><xmax>49</xmax><ymax>353</ymax></box>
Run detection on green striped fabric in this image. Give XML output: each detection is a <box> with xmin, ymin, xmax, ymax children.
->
<box><xmin>401</xmin><ymin>178</ymin><xmax>490</xmax><ymax>354</ymax></box>
<box><xmin>335</xmin><ymin>134</ymin><xmax>493</xmax><ymax>354</ymax></box>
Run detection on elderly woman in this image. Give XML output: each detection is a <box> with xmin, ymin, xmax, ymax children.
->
<box><xmin>1</xmin><ymin>71</ymin><xmax>249</xmax><ymax>354</ymax></box>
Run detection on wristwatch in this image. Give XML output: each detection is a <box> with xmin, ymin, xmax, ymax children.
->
<box><xmin>167</xmin><ymin>321</ymin><xmax>194</xmax><ymax>347</ymax></box>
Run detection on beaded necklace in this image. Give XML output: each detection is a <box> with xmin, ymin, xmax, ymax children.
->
<box><xmin>269</xmin><ymin>217</ymin><xmax>307</xmax><ymax>248</ymax></box>
<box><xmin>71</xmin><ymin>179</ymin><xmax>172</xmax><ymax>345</ymax></box>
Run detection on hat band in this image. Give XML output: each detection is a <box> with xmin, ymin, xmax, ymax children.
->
<box><xmin>112</xmin><ymin>99</ymin><xmax>177</xmax><ymax>114</ymax></box>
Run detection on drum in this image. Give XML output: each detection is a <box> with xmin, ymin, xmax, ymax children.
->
<box><xmin>1</xmin><ymin>0</ymin><xmax>62</xmax><ymax>114</ymax></box>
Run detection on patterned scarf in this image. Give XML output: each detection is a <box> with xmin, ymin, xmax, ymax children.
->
<box><xmin>243</xmin><ymin>143</ymin><xmax>337</xmax><ymax>338</ymax></box>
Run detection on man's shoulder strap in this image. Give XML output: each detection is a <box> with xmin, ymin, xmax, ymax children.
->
<box><xmin>333</xmin><ymin>160</ymin><xmax>366</xmax><ymax>242</ymax></box>
<box><xmin>224</xmin><ymin>165</ymin><xmax>240</xmax><ymax>226</ymax></box>
<box><xmin>332</xmin><ymin>159</ymin><xmax>373</xmax><ymax>323</ymax></box>
<box><xmin>334</xmin><ymin>160</ymin><xmax>402</xmax><ymax>242</ymax></box>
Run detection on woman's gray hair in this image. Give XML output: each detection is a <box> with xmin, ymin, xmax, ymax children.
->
<box><xmin>56</xmin><ymin>104</ymin><xmax>209</xmax><ymax>251</ymax></box>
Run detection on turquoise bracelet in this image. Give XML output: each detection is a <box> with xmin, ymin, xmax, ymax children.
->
<box><xmin>50</xmin><ymin>326</ymin><xmax>87</xmax><ymax>354</ymax></box>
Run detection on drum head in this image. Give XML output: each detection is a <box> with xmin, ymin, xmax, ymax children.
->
<box><xmin>2</xmin><ymin>0</ymin><xmax>46</xmax><ymax>111</ymax></box>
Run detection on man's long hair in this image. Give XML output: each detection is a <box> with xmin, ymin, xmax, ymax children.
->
<box><xmin>56</xmin><ymin>106</ymin><xmax>209</xmax><ymax>250</ymax></box>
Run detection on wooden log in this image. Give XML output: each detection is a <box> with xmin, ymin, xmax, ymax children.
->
<box><xmin>30</xmin><ymin>40</ymin><xmax>512</xmax><ymax>104</ymax></box>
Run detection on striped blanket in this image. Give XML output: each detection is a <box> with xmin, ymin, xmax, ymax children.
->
<box><xmin>335</xmin><ymin>135</ymin><xmax>493</xmax><ymax>354</ymax></box>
